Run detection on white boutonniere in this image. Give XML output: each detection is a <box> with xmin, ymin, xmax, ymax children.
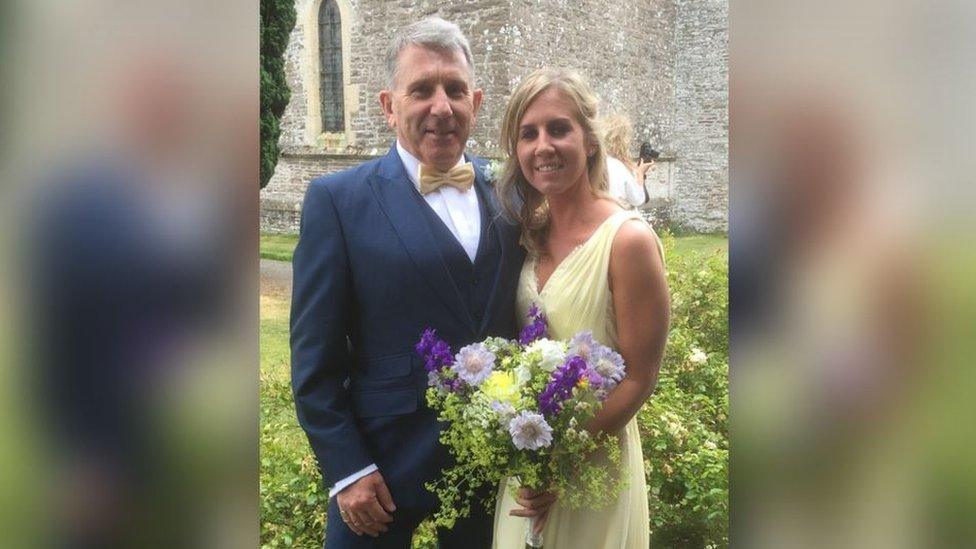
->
<box><xmin>482</xmin><ymin>159</ymin><xmax>503</xmax><ymax>185</ymax></box>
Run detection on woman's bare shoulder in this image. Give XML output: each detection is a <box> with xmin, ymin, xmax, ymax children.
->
<box><xmin>612</xmin><ymin>218</ymin><xmax>659</xmax><ymax>260</ymax></box>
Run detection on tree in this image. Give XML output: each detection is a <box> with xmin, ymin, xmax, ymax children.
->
<box><xmin>261</xmin><ymin>0</ymin><xmax>297</xmax><ymax>188</ymax></box>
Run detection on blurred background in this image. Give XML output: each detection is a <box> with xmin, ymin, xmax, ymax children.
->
<box><xmin>731</xmin><ymin>0</ymin><xmax>976</xmax><ymax>547</ymax></box>
<box><xmin>0</xmin><ymin>0</ymin><xmax>257</xmax><ymax>547</ymax></box>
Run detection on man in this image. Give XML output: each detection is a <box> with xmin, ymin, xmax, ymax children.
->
<box><xmin>290</xmin><ymin>17</ymin><xmax>524</xmax><ymax>548</ymax></box>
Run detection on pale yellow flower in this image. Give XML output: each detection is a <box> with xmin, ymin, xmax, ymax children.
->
<box><xmin>482</xmin><ymin>371</ymin><xmax>519</xmax><ymax>404</ymax></box>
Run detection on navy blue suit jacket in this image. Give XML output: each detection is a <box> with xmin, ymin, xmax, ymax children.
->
<box><xmin>290</xmin><ymin>145</ymin><xmax>524</xmax><ymax>510</ymax></box>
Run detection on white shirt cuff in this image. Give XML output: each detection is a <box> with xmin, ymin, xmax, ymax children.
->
<box><xmin>329</xmin><ymin>464</ymin><xmax>378</xmax><ymax>498</ymax></box>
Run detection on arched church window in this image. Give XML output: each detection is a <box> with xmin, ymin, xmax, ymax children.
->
<box><xmin>318</xmin><ymin>0</ymin><xmax>344</xmax><ymax>132</ymax></box>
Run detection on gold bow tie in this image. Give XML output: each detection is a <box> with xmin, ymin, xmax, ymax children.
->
<box><xmin>419</xmin><ymin>163</ymin><xmax>475</xmax><ymax>195</ymax></box>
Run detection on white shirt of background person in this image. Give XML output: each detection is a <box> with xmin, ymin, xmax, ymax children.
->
<box><xmin>606</xmin><ymin>156</ymin><xmax>646</xmax><ymax>208</ymax></box>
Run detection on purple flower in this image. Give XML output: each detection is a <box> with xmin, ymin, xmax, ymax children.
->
<box><xmin>451</xmin><ymin>343</ymin><xmax>496</xmax><ymax>386</ymax></box>
<box><xmin>416</xmin><ymin>328</ymin><xmax>454</xmax><ymax>374</ymax></box>
<box><xmin>568</xmin><ymin>331</ymin><xmax>599</xmax><ymax>361</ymax></box>
<box><xmin>428</xmin><ymin>371</ymin><xmax>465</xmax><ymax>393</ymax></box>
<box><xmin>538</xmin><ymin>355</ymin><xmax>587</xmax><ymax>417</ymax></box>
<box><xmin>518</xmin><ymin>304</ymin><xmax>549</xmax><ymax>345</ymax></box>
<box><xmin>584</xmin><ymin>368</ymin><xmax>606</xmax><ymax>388</ymax></box>
<box><xmin>590</xmin><ymin>346</ymin><xmax>626</xmax><ymax>390</ymax></box>
<box><xmin>446</xmin><ymin>378</ymin><xmax>465</xmax><ymax>392</ymax></box>
<box><xmin>508</xmin><ymin>411</ymin><xmax>553</xmax><ymax>451</ymax></box>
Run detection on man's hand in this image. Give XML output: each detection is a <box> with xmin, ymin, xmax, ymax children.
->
<box><xmin>508</xmin><ymin>487</ymin><xmax>557</xmax><ymax>534</ymax></box>
<box><xmin>335</xmin><ymin>471</ymin><xmax>397</xmax><ymax>537</ymax></box>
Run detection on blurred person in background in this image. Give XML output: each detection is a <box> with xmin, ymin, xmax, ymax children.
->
<box><xmin>25</xmin><ymin>52</ymin><xmax>246</xmax><ymax>548</ymax></box>
<box><xmin>600</xmin><ymin>114</ymin><xmax>653</xmax><ymax>209</ymax></box>
<box><xmin>732</xmin><ymin>88</ymin><xmax>925</xmax><ymax>547</ymax></box>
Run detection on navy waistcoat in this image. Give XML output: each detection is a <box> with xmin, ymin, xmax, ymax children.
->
<box><xmin>413</xmin><ymin>186</ymin><xmax>501</xmax><ymax>332</ymax></box>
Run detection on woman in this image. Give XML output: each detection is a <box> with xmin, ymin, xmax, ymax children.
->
<box><xmin>492</xmin><ymin>68</ymin><xmax>670</xmax><ymax>548</ymax></box>
<box><xmin>602</xmin><ymin>114</ymin><xmax>654</xmax><ymax>208</ymax></box>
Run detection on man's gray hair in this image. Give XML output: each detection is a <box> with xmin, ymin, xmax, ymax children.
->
<box><xmin>385</xmin><ymin>17</ymin><xmax>475</xmax><ymax>87</ymax></box>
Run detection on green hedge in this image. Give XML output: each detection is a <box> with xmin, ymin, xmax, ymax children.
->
<box><xmin>639</xmin><ymin>233</ymin><xmax>729</xmax><ymax>547</ymax></box>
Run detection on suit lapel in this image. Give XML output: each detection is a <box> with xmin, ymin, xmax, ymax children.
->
<box><xmin>470</xmin><ymin>156</ymin><xmax>515</xmax><ymax>337</ymax></box>
<box><xmin>369</xmin><ymin>146</ymin><xmax>476</xmax><ymax>334</ymax></box>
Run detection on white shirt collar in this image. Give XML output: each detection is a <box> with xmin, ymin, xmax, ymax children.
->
<box><xmin>396</xmin><ymin>140</ymin><xmax>467</xmax><ymax>192</ymax></box>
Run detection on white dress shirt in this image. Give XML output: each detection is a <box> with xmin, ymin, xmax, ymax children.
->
<box><xmin>329</xmin><ymin>142</ymin><xmax>482</xmax><ymax>499</ymax></box>
<box><xmin>397</xmin><ymin>141</ymin><xmax>482</xmax><ymax>261</ymax></box>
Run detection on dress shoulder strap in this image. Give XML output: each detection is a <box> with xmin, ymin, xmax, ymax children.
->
<box><xmin>599</xmin><ymin>210</ymin><xmax>666</xmax><ymax>269</ymax></box>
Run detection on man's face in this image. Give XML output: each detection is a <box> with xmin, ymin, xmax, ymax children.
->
<box><xmin>379</xmin><ymin>45</ymin><xmax>483</xmax><ymax>171</ymax></box>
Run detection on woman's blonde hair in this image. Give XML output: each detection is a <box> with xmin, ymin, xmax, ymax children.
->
<box><xmin>601</xmin><ymin>114</ymin><xmax>635</xmax><ymax>171</ymax></box>
<box><xmin>496</xmin><ymin>68</ymin><xmax>608</xmax><ymax>257</ymax></box>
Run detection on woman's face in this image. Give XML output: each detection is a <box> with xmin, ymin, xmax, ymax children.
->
<box><xmin>516</xmin><ymin>87</ymin><xmax>594</xmax><ymax>197</ymax></box>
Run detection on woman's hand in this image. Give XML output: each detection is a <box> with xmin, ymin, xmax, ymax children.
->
<box><xmin>634</xmin><ymin>159</ymin><xmax>654</xmax><ymax>183</ymax></box>
<box><xmin>509</xmin><ymin>487</ymin><xmax>557</xmax><ymax>533</ymax></box>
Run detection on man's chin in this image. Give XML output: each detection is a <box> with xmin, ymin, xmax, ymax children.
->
<box><xmin>421</xmin><ymin>147</ymin><xmax>463</xmax><ymax>169</ymax></box>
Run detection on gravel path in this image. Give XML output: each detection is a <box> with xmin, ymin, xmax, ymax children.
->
<box><xmin>260</xmin><ymin>258</ymin><xmax>292</xmax><ymax>298</ymax></box>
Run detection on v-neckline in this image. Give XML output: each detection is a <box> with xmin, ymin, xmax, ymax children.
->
<box><xmin>532</xmin><ymin>211</ymin><xmax>623</xmax><ymax>296</ymax></box>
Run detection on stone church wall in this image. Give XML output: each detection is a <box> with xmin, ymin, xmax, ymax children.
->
<box><xmin>670</xmin><ymin>0</ymin><xmax>728</xmax><ymax>231</ymax></box>
<box><xmin>262</xmin><ymin>0</ymin><xmax>728</xmax><ymax>234</ymax></box>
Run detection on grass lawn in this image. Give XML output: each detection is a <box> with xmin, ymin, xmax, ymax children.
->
<box><xmin>260</xmin><ymin>233</ymin><xmax>300</xmax><ymax>262</ymax></box>
<box><xmin>260</xmin><ymin>231</ymin><xmax>727</xmax><ymax>263</ymax></box>
<box><xmin>670</xmin><ymin>233</ymin><xmax>727</xmax><ymax>258</ymax></box>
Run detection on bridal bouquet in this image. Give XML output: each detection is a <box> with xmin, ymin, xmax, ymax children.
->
<box><xmin>415</xmin><ymin>306</ymin><xmax>627</xmax><ymax>538</ymax></box>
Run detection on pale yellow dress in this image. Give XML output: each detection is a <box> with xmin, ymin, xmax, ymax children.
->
<box><xmin>492</xmin><ymin>210</ymin><xmax>660</xmax><ymax>549</ymax></box>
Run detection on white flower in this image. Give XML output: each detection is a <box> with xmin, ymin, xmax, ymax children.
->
<box><xmin>525</xmin><ymin>338</ymin><xmax>567</xmax><ymax>372</ymax></box>
<box><xmin>689</xmin><ymin>348</ymin><xmax>708</xmax><ymax>365</ymax></box>
<box><xmin>514</xmin><ymin>363</ymin><xmax>532</xmax><ymax>386</ymax></box>
<box><xmin>704</xmin><ymin>440</ymin><xmax>717</xmax><ymax>450</ymax></box>
<box><xmin>482</xmin><ymin>159</ymin><xmax>503</xmax><ymax>184</ymax></box>
<box><xmin>490</xmin><ymin>400</ymin><xmax>516</xmax><ymax>418</ymax></box>
<box><xmin>508</xmin><ymin>411</ymin><xmax>553</xmax><ymax>451</ymax></box>
<box><xmin>427</xmin><ymin>371</ymin><xmax>445</xmax><ymax>391</ymax></box>
<box><xmin>451</xmin><ymin>343</ymin><xmax>496</xmax><ymax>386</ymax></box>
<box><xmin>665</xmin><ymin>419</ymin><xmax>684</xmax><ymax>437</ymax></box>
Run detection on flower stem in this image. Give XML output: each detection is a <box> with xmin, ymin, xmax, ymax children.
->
<box><xmin>524</xmin><ymin>516</ymin><xmax>543</xmax><ymax>548</ymax></box>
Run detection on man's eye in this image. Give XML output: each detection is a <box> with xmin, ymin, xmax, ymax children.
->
<box><xmin>446</xmin><ymin>85</ymin><xmax>466</xmax><ymax>98</ymax></box>
<box><xmin>411</xmin><ymin>87</ymin><xmax>431</xmax><ymax>98</ymax></box>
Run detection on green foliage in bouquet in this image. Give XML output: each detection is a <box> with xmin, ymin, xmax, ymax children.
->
<box><xmin>422</xmin><ymin>336</ymin><xmax>625</xmax><ymax>529</ymax></box>
<box><xmin>638</xmin><ymin>232</ymin><xmax>729</xmax><ymax>547</ymax></box>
